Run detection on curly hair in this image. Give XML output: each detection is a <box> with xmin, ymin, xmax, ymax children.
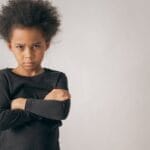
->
<box><xmin>0</xmin><ymin>0</ymin><xmax>61</xmax><ymax>42</ymax></box>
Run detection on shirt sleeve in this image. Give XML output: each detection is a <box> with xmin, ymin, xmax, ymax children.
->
<box><xmin>0</xmin><ymin>73</ymin><xmax>40</xmax><ymax>131</ymax></box>
<box><xmin>25</xmin><ymin>72</ymin><xmax>71</xmax><ymax>120</ymax></box>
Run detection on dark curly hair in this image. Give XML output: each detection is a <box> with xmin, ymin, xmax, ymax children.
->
<box><xmin>0</xmin><ymin>0</ymin><xmax>61</xmax><ymax>42</ymax></box>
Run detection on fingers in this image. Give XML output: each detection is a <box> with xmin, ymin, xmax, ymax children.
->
<box><xmin>44</xmin><ymin>89</ymin><xmax>71</xmax><ymax>101</ymax></box>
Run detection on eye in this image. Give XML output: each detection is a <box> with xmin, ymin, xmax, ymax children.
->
<box><xmin>16</xmin><ymin>45</ymin><xmax>24</xmax><ymax>49</ymax></box>
<box><xmin>32</xmin><ymin>44</ymin><xmax>41</xmax><ymax>49</ymax></box>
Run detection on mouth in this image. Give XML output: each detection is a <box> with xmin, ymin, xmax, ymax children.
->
<box><xmin>23</xmin><ymin>62</ymin><xmax>34</xmax><ymax>65</ymax></box>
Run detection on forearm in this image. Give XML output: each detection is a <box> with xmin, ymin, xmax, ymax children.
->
<box><xmin>0</xmin><ymin>98</ymin><xmax>42</xmax><ymax>131</ymax></box>
<box><xmin>25</xmin><ymin>98</ymin><xmax>71</xmax><ymax>120</ymax></box>
<box><xmin>11</xmin><ymin>97</ymin><xmax>71</xmax><ymax>120</ymax></box>
<box><xmin>0</xmin><ymin>108</ymin><xmax>38</xmax><ymax>131</ymax></box>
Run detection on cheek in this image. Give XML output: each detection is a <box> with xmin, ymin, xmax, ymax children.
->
<box><xmin>35</xmin><ymin>51</ymin><xmax>45</xmax><ymax>59</ymax></box>
<box><xmin>13</xmin><ymin>51</ymin><xmax>22</xmax><ymax>59</ymax></box>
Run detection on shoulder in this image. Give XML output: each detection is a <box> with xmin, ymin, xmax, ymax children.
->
<box><xmin>45</xmin><ymin>67</ymin><xmax>68</xmax><ymax>78</ymax></box>
<box><xmin>0</xmin><ymin>68</ymin><xmax>10</xmax><ymax>86</ymax></box>
<box><xmin>0</xmin><ymin>68</ymin><xmax>14</xmax><ymax>82</ymax></box>
<box><xmin>0</xmin><ymin>68</ymin><xmax>9</xmax><ymax>78</ymax></box>
<box><xmin>0</xmin><ymin>68</ymin><xmax>8</xmax><ymax>73</ymax></box>
<box><xmin>45</xmin><ymin>68</ymin><xmax>69</xmax><ymax>89</ymax></box>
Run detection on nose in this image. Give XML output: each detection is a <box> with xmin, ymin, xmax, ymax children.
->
<box><xmin>24</xmin><ymin>47</ymin><xmax>33</xmax><ymax>58</ymax></box>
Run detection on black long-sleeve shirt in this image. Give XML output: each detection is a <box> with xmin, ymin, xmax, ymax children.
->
<box><xmin>0</xmin><ymin>67</ymin><xmax>71</xmax><ymax>150</ymax></box>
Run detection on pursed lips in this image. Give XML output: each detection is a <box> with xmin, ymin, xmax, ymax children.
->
<box><xmin>23</xmin><ymin>62</ymin><xmax>34</xmax><ymax>64</ymax></box>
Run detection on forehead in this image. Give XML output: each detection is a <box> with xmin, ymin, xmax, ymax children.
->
<box><xmin>10</xmin><ymin>27</ymin><xmax>46</xmax><ymax>43</ymax></box>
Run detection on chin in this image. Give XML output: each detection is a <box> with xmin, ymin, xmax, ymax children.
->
<box><xmin>24</xmin><ymin>64</ymin><xmax>41</xmax><ymax>70</ymax></box>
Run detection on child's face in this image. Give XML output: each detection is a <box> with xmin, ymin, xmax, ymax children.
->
<box><xmin>7</xmin><ymin>27</ymin><xmax>50</xmax><ymax>71</ymax></box>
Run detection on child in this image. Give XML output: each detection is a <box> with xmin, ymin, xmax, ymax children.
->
<box><xmin>0</xmin><ymin>0</ymin><xmax>71</xmax><ymax>150</ymax></box>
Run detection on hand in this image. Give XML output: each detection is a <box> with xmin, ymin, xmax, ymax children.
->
<box><xmin>11</xmin><ymin>98</ymin><xmax>27</xmax><ymax>110</ymax></box>
<box><xmin>44</xmin><ymin>88</ymin><xmax>71</xmax><ymax>101</ymax></box>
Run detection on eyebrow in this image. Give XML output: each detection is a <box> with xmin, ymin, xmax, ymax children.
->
<box><xmin>32</xmin><ymin>42</ymin><xmax>42</xmax><ymax>44</ymax></box>
<box><xmin>15</xmin><ymin>42</ymin><xmax>42</xmax><ymax>45</ymax></box>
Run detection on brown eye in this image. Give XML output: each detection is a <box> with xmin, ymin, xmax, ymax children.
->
<box><xmin>16</xmin><ymin>45</ymin><xmax>24</xmax><ymax>49</ymax></box>
<box><xmin>33</xmin><ymin>44</ymin><xmax>41</xmax><ymax>49</ymax></box>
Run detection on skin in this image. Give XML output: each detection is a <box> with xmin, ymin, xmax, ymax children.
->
<box><xmin>7</xmin><ymin>27</ymin><xmax>71</xmax><ymax>110</ymax></box>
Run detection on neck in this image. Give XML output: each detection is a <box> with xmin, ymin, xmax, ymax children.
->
<box><xmin>12</xmin><ymin>66</ymin><xmax>44</xmax><ymax>77</ymax></box>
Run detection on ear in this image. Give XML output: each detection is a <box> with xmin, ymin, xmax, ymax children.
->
<box><xmin>46</xmin><ymin>41</ymin><xmax>50</xmax><ymax>50</ymax></box>
<box><xmin>7</xmin><ymin>42</ymin><xmax>12</xmax><ymax>50</ymax></box>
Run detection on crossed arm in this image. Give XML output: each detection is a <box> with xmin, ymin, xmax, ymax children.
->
<box><xmin>11</xmin><ymin>88</ymin><xmax>71</xmax><ymax>120</ymax></box>
<box><xmin>0</xmin><ymin>72</ymin><xmax>71</xmax><ymax>131</ymax></box>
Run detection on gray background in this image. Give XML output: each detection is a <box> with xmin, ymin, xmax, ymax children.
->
<box><xmin>0</xmin><ymin>0</ymin><xmax>150</xmax><ymax>150</ymax></box>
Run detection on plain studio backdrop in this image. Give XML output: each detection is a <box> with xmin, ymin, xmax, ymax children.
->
<box><xmin>0</xmin><ymin>0</ymin><xmax>150</xmax><ymax>150</ymax></box>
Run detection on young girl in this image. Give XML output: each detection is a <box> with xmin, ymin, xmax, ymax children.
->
<box><xmin>0</xmin><ymin>0</ymin><xmax>71</xmax><ymax>150</ymax></box>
